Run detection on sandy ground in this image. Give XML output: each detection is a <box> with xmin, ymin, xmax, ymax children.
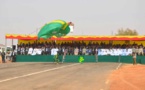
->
<box><xmin>0</xmin><ymin>62</ymin><xmax>145</xmax><ymax>90</ymax></box>
<box><xmin>0</xmin><ymin>56</ymin><xmax>12</xmax><ymax>63</ymax></box>
<box><xmin>0</xmin><ymin>56</ymin><xmax>2</xmax><ymax>63</ymax></box>
<box><xmin>0</xmin><ymin>62</ymin><xmax>120</xmax><ymax>90</ymax></box>
<box><xmin>109</xmin><ymin>64</ymin><xmax>145</xmax><ymax>90</ymax></box>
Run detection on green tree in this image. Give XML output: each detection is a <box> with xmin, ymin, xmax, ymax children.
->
<box><xmin>115</xmin><ymin>28</ymin><xmax>138</xmax><ymax>36</ymax></box>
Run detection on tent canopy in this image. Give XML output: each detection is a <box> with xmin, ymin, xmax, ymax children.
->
<box><xmin>5</xmin><ymin>34</ymin><xmax>145</xmax><ymax>41</ymax></box>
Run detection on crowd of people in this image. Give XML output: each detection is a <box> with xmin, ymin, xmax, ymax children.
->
<box><xmin>1</xmin><ymin>41</ymin><xmax>145</xmax><ymax>63</ymax></box>
<box><xmin>15</xmin><ymin>41</ymin><xmax>145</xmax><ymax>56</ymax></box>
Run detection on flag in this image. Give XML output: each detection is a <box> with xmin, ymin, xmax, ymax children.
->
<box><xmin>79</xmin><ymin>56</ymin><xmax>84</xmax><ymax>63</ymax></box>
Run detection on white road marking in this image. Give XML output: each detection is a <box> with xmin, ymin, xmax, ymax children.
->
<box><xmin>0</xmin><ymin>63</ymin><xmax>80</xmax><ymax>83</ymax></box>
<box><xmin>116</xmin><ymin>63</ymin><xmax>122</xmax><ymax>70</ymax></box>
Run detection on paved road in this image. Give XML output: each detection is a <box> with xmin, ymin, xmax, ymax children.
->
<box><xmin>0</xmin><ymin>62</ymin><xmax>120</xmax><ymax>90</ymax></box>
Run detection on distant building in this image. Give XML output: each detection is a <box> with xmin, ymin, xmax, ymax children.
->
<box><xmin>0</xmin><ymin>44</ymin><xmax>5</xmax><ymax>52</ymax></box>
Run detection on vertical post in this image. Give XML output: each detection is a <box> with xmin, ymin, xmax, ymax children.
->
<box><xmin>11</xmin><ymin>39</ymin><xmax>14</xmax><ymax>62</ymax></box>
<box><xmin>118</xmin><ymin>55</ymin><xmax>121</xmax><ymax>63</ymax></box>
<box><xmin>5</xmin><ymin>38</ymin><xmax>7</xmax><ymax>61</ymax></box>
<box><xmin>12</xmin><ymin>39</ymin><xmax>13</xmax><ymax>47</ymax></box>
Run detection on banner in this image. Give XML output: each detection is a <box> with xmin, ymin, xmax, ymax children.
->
<box><xmin>98</xmin><ymin>49</ymin><xmax>132</xmax><ymax>56</ymax></box>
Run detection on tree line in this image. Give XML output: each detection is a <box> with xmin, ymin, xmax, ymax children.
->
<box><xmin>115</xmin><ymin>28</ymin><xmax>138</xmax><ymax>36</ymax></box>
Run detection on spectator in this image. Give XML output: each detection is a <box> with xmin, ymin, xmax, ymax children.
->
<box><xmin>21</xmin><ymin>46</ymin><xmax>25</xmax><ymax>55</ymax></box>
<box><xmin>143</xmin><ymin>47</ymin><xmax>145</xmax><ymax>56</ymax></box>
<box><xmin>88</xmin><ymin>47</ymin><xmax>93</xmax><ymax>55</ymax></box>
<box><xmin>28</xmin><ymin>46</ymin><xmax>33</xmax><ymax>55</ymax></box>
<box><xmin>45</xmin><ymin>45</ymin><xmax>51</xmax><ymax>55</ymax></box>
<box><xmin>132</xmin><ymin>46</ymin><xmax>136</xmax><ymax>54</ymax></box>
<box><xmin>79</xmin><ymin>47</ymin><xmax>82</xmax><ymax>55</ymax></box>
<box><xmin>32</xmin><ymin>47</ymin><xmax>38</xmax><ymax>55</ymax></box>
<box><xmin>138</xmin><ymin>46</ymin><xmax>143</xmax><ymax>55</ymax></box>
<box><xmin>37</xmin><ymin>47</ymin><xmax>42</xmax><ymax>55</ymax></box>
<box><xmin>82</xmin><ymin>47</ymin><xmax>86</xmax><ymax>55</ymax></box>
<box><xmin>16</xmin><ymin>40</ymin><xmax>145</xmax><ymax>57</ymax></box>
<box><xmin>68</xmin><ymin>47</ymin><xmax>72</xmax><ymax>55</ymax></box>
<box><xmin>74</xmin><ymin>47</ymin><xmax>79</xmax><ymax>55</ymax></box>
<box><xmin>86</xmin><ymin>47</ymin><xmax>89</xmax><ymax>55</ymax></box>
<box><xmin>41</xmin><ymin>46</ymin><xmax>45</xmax><ymax>55</ymax></box>
<box><xmin>25</xmin><ymin>46</ymin><xmax>29</xmax><ymax>55</ymax></box>
<box><xmin>135</xmin><ymin>46</ymin><xmax>139</xmax><ymax>55</ymax></box>
<box><xmin>17</xmin><ymin>46</ymin><xmax>21</xmax><ymax>55</ymax></box>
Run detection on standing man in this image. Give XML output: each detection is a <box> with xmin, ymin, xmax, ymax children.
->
<box><xmin>82</xmin><ymin>47</ymin><xmax>86</xmax><ymax>55</ymax></box>
<box><xmin>95</xmin><ymin>47</ymin><xmax>98</xmax><ymax>62</ymax></box>
<box><xmin>53</xmin><ymin>46</ymin><xmax>59</xmax><ymax>64</ymax></box>
<box><xmin>11</xmin><ymin>50</ymin><xmax>17</xmax><ymax>62</ymax></box>
<box><xmin>62</xmin><ymin>47</ymin><xmax>68</xmax><ymax>63</ymax></box>
<box><xmin>132</xmin><ymin>52</ymin><xmax>137</xmax><ymax>65</ymax></box>
<box><xmin>1</xmin><ymin>51</ymin><xmax>5</xmax><ymax>63</ymax></box>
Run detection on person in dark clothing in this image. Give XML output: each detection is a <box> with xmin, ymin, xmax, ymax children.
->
<box><xmin>1</xmin><ymin>51</ymin><xmax>5</xmax><ymax>63</ymax></box>
<box><xmin>11</xmin><ymin>50</ymin><xmax>16</xmax><ymax>62</ymax></box>
<box><xmin>45</xmin><ymin>46</ymin><xmax>51</xmax><ymax>55</ymax></box>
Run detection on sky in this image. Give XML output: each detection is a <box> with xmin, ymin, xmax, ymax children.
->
<box><xmin>0</xmin><ymin>0</ymin><xmax>145</xmax><ymax>45</ymax></box>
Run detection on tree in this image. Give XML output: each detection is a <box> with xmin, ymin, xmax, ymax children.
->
<box><xmin>115</xmin><ymin>28</ymin><xmax>138</xmax><ymax>36</ymax></box>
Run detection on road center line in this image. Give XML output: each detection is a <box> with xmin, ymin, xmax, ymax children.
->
<box><xmin>0</xmin><ymin>63</ymin><xmax>80</xmax><ymax>83</ymax></box>
<box><xmin>116</xmin><ymin>63</ymin><xmax>122</xmax><ymax>70</ymax></box>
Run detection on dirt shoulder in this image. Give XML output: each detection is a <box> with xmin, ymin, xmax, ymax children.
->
<box><xmin>109</xmin><ymin>64</ymin><xmax>145</xmax><ymax>90</ymax></box>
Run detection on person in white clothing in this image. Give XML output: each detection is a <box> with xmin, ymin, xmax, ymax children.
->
<box><xmin>37</xmin><ymin>47</ymin><xmax>42</xmax><ymax>55</ymax></box>
<box><xmin>53</xmin><ymin>47</ymin><xmax>59</xmax><ymax>55</ymax></box>
<box><xmin>31</xmin><ymin>47</ymin><xmax>38</xmax><ymax>55</ymax></box>
<box><xmin>52</xmin><ymin>47</ymin><xmax>59</xmax><ymax>64</ymax></box>
<box><xmin>28</xmin><ymin>46</ymin><xmax>33</xmax><ymax>55</ymax></box>
<box><xmin>51</xmin><ymin>47</ymin><xmax>55</xmax><ymax>55</ymax></box>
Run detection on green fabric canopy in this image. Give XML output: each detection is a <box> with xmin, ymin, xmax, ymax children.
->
<box><xmin>38</xmin><ymin>20</ymin><xmax>70</xmax><ymax>39</ymax></box>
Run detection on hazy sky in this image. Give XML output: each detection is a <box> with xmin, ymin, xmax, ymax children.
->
<box><xmin>0</xmin><ymin>0</ymin><xmax>145</xmax><ymax>45</ymax></box>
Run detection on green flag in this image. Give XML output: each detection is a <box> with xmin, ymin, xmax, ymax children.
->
<box><xmin>79</xmin><ymin>56</ymin><xmax>84</xmax><ymax>63</ymax></box>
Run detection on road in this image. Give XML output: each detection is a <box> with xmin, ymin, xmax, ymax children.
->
<box><xmin>0</xmin><ymin>62</ymin><xmax>120</xmax><ymax>90</ymax></box>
